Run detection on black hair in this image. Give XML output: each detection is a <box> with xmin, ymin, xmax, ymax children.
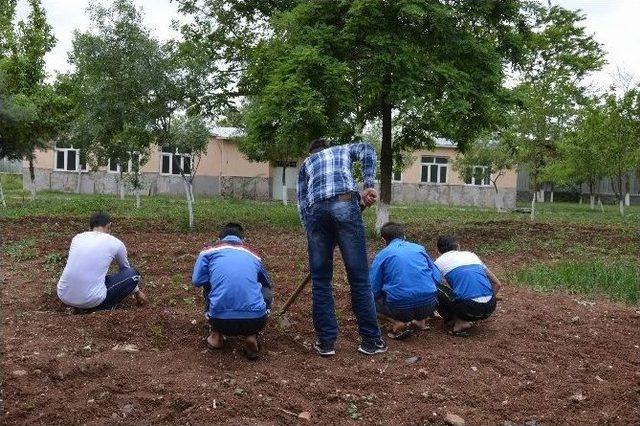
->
<box><xmin>90</xmin><ymin>212</ymin><xmax>111</xmax><ymax>230</ymax></box>
<box><xmin>380</xmin><ymin>222</ymin><xmax>405</xmax><ymax>244</ymax></box>
<box><xmin>308</xmin><ymin>138</ymin><xmax>328</xmax><ymax>154</ymax></box>
<box><xmin>219</xmin><ymin>222</ymin><xmax>244</xmax><ymax>240</ymax></box>
<box><xmin>437</xmin><ymin>234</ymin><xmax>458</xmax><ymax>254</ymax></box>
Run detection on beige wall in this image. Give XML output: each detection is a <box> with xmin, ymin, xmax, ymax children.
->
<box><xmin>23</xmin><ymin>137</ymin><xmax>271</xmax><ymax>179</ymax></box>
<box><xmin>401</xmin><ymin>147</ymin><xmax>516</xmax><ymax>188</ymax></box>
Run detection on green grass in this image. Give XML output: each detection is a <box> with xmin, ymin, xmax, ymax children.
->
<box><xmin>3</xmin><ymin>238</ymin><xmax>38</xmax><ymax>260</ymax></box>
<box><xmin>513</xmin><ymin>260</ymin><xmax>640</xmax><ymax>304</ymax></box>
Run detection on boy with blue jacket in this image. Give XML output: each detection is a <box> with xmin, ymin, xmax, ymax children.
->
<box><xmin>434</xmin><ymin>235</ymin><xmax>501</xmax><ymax>336</ymax></box>
<box><xmin>192</xmin><ymin>223</ymin><xmax>273</xmax><ymax>360</ymax></box>
<box><xmin>370</xmin><ymin>222</ymin><xmax>441</xmax><ymax>339</ymax></box>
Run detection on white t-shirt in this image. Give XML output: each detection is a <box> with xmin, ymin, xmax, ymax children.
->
<box><xmin>57</xmin><ymin>231</ymin><xmax>130</xmax><ymax>308</ymax></box>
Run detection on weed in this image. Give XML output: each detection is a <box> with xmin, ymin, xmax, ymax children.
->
<box><xmin>4</xmin><ymin>238</ymin><xmax>38</xmax><ymax>260</ymax></box>
<box><xmin>347</xmin><ymin>402</ymin><xmax>362</xmax><ymax>420</ymax></box>
<box><xmin>513</xmin><ymin>259</ymin><xmax>640</xmax><ymax>304</ymax></box>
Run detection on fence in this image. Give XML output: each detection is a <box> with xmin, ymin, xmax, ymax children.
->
<box><xmin>0</xmin><ymin>158</ymin><xmax>22</xmax><ymax>173</ymax></box>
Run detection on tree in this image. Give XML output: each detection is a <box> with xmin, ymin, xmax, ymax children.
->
<box><xmin>162</xmin><ymin>115</ymin><xmax>210</xmax><ymax>229</ymax></box>
<box><xmin>600</xmin><ymin>88</ymin><xmax>640</xmax><ymax>216</ymax></box>
<box><xmin>179</xmin><ymin>0</ymin><xmax>532</xmax><ymax>228</ymax></box>
<box><xmin>0</xmin><ymin>0</ymin><xmax>58</xmax><ymax>199</ymax></box>
<box><xmin>506</xmin><ymin>4</ymin><xmax>605</xmax><ymax>218</ymax></box>
<box><xmin>453</xmin><ymin>136</ymin><xmax>516</xmax><ymax>211</ymax></box>
<box><xmin>542</xmin><ymin>100</ymin><xmax>608</xmax><ymax>210</ymax></box>
<box><xmin>67</xmin><ymin>0</ymin><xmax>177</xmax><ymax>207</ymax></box>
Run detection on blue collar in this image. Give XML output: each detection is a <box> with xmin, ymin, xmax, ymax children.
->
<box><xmin>221</xmin><ymin>235</ymin><xmax>243</xmax><ymax>244</ymax></box>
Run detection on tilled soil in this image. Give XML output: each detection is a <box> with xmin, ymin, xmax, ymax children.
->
<box><xmin>1</xmin><ymin>217</ymin><xmax>638</xmax><ymax>425</ymax></box>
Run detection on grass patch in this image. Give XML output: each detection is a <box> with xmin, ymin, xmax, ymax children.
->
<box><xmin>513</xmin><ymin>259</ymin><xmax>640</xmax><ymax>304</ymax></box>
<box><xmin>3</xmin><ymin>238</ymin><xmax>38</xmax><ymax>260</ymax></box>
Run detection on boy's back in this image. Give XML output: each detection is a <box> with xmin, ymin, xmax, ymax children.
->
<box><xmin>434</xmin><ymin>250</ymin><xmax>493</xmax><ymax>300</ymax></box>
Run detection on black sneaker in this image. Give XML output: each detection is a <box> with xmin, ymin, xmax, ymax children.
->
<box><xmin>313</xmin><ymin>340</ymin><xmax>336</xmax><ymax>357</ymax></box>
<box><xmin>358</xmin><ymin>338</ymin><xmax>388</xmax><ymax>355</ymax></box>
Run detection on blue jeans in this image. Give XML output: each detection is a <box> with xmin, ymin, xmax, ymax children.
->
<box><xmin>93</xmin><ymin>267</ymin><xmax>141</xmax><ymax>311</ymax></box>
<box><xmin>306</xmin><ymin>194</ymin><xmax>381</xmax><ymax>344</ymax></box>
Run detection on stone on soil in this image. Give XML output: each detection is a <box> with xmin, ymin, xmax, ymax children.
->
<box><xmin>445</xmin><ymin>412</ymin><xmax>465</xmax><ymax>426</ymax></box>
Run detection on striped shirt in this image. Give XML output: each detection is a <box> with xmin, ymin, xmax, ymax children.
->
<box><xmin>296</xmin><ymin>142</ymin><xmax>377</xmax><ymax>228</ymax></box>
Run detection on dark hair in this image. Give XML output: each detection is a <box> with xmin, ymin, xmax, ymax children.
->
<box><xmin>308</xmin><ymin>138</ymin><xmax>328</xmax><ymax>153</ymax></box>
<box><xmin>437</xmin><ymin>235</ymin><xmax>458</xmax><ymax>254</ymax></box>
<box><xmin>380</xmin><ymin>222</ymin><xmax>405</xmax><ymax>244</ymax></box>
<box><xmin>90</xmin><ymin>212</ymin><xmax>111</xmax><ymax>230</ymax></box>
<box><xmin>219</xmin><ymin>222</ymin><xmax>244</xmax><ymax>240</ymax></box>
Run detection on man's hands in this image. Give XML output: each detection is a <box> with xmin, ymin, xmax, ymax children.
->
<box><xmin>361</xmin><ymin>187</ymin><xmax>378</xmax><ymax>207</ymax></box>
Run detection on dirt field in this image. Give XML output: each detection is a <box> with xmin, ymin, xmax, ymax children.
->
<box><xmin>1</xmin><ymin>217</ymin><xmax>638</xmax><ymax>425</ymax></box>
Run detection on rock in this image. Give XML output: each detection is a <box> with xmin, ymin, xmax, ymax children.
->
<box><xmin>524</xmin><ymin>421</ymin><xmax>539</xmax><ymax>426</ymax></box>
<box><xmin>405</xmin><ymin>356</ymin><xmax>421</xmax><ymax>365</ymax></box>
<box><xmin>432</xmin><ymin>392</ymin><xmax>446</xmax><ymax>402</ymax></box>
<box><xmin>113</xmin><ymin>343</ymin><xmax>139</xmax><ymax>353</ymax></box>
<box><xmin>445</xmin><ymin>412</ymin><xmax>465</xmax><ymax>426</ymax></box>
<box><xmin>569</xmin><ymin>392</ymin><xmax>586</xmax><ymax>403</ymax></box>
<box><xmin>471</xmin><ymin>366</ymin><xmax>478</xmax><ymax>372</ymax></box>
<box><xmin>87</xmin><ymin>399</ymin><xmax>95</xmax><ymax>404</ymax></box>
<box><xmin>11</xmin><ymin>370</ymin><xmax>28</xmax><ymax>377</ymax></box>
<box><xmin>503</xmin><ymin>422</ymin><xmax>516</xmax><ymax>426</ymax></box>
<box><xmin>82</xmin><ymin>345</ymin><xmax>91</xmax><ymax>352</ymax></box>
<box><xmin>418</xmin><ymin>368</ymin><xmax>429</xmax><ymax>377</ymax></box>
<box><xmin>570</xmin><ymin>316</ymin><xmax>580</xmax><ymax>324</ymax></box>
<box><xmin>234</xmin><ymin>387</ymin><xmax>245</xmax><ymax>396</ymax></box>
<box><xmin>191</xmin><ymin>319</ymin><xmax>197</xmax><ymax>325</ymax></box>
<box><xmin>121</xmin><ymin>404</ymin><xmax>134</xmax><ymax>415</ymax></box>
<box><xmin>33</xmin><ymin>369</ymin><xmax>42</xmax><ymax>376</ymax></box>
<box><xmin>595</xmin><ymin>375</ymin><xmax>605</xmax><ymax>382</ymax></box>
<box><xmin>298</xmin><ymin>411</ymin><xmax>311</xmax><ymax>421</ymax></box>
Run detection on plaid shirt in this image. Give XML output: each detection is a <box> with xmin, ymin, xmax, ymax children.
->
<box><xmin>296</xmin><ymin>142</ymin><xmax>377</xmax><ymax>229</ymax></box>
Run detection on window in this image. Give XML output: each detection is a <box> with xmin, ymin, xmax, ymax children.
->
<box><xmin>420</xmin><ymin>156</ymin><xmax>448</xmax><ymax>183</ymax></box>
<box><xmin>54</xmin><ymin>147</ymin><xmax>87</xmax><ymax>172</ymax></box>
<box><xmin>464</xmin><ymin>166</ymin><xmax>491</xmax><ymax>186</ymax></box>
<box><xmin>392</xmin><ymin>169</ymin><xmax>402</xmax><ymax>182</ymax></box>
<box><xmin>108</xmin><ymin>152</ymin><xmax>140</xmax><ymax>173</ymax></box>
<box><xmin>161</xmin><ymin>147</ymin><xmax>191</xmax><ymax>175</ymax></box>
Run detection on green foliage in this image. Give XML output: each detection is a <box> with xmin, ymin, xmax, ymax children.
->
<box><xmin>506</xmin><ymin>5</ymin><xmax>606</xmax><ymax>191</ymax></box>
<box><xmin>4</xmin><ymin>238</ymin><xmax>38</xmax><ymax>260</ymax></box>
<box><xmin>0</xmin><ymin>0</ymin><xmax>62</xmax><ymax>167</ymax></box>
<box><xmin>453</xmin><ymin>136</ymin><xmax>515</xmax><ymax>188</ymax></box>
<box><xmin>179</xmin><ymin>0</ymin><xmax>533</xmax><ymax>204</ymax></box>
<box><xmin>514</xmin><ymin>260</ymin><xmax>640</xmax><ymax>304</ymax></box>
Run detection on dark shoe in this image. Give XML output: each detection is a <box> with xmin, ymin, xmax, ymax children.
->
<box><xmin>358</xmin><ymin>338</ymin><xmax>388</xmax><ymax>355</ymax></box>
<box><xmin>313</xmin><ymin>340</ymin><xmax>336</xmax><ymax>357</ymax></box>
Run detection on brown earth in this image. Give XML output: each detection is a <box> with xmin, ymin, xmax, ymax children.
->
<box><xmin>1</xmin><ymin>217</ymin><xmax>638</xmax><ymax>425</ymax></box>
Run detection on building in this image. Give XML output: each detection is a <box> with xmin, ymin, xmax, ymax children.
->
<box><xmin>23</xmin><ymin>130</ymin><xmax>518</xmax><ymax>208</ymax></box>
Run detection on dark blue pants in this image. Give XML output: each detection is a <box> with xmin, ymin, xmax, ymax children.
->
<box><xmin>93</xmin><ymin>267</ymin><xmax>141</xmax><ymax>311</ymax></box>
<box><xmin>436</xmin><ymin>283</ymin><xmax>496</xmax><ymax>322</ymax></box>
<box><xmin>376</xmin><ymin>297</ymin><xmax>437</xmax><ymax>323</ymax></box>
<box><xmin>306</xmin><ymin>194</ymin><xmax>381</xmax><ymax>345</ymax></box>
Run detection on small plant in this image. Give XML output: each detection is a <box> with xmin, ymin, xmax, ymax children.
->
<box><xmin>44</xmin><ymin>252</ymin><xmax>66</xmax><ymax>272</ymax></box>
<box><xmin>347</xmin><ymin>403</ymin><xmax>362</xmax><ymax>420</ymax></box>
<box><xmin>4</xmin><ymin>238</ymin><xmax>38</xmax><ymax>260</ymax></box>
<box><xmin>149</xmin><ymin>324</ymin><xmax>165</xmax><ymax>343</ymax></box>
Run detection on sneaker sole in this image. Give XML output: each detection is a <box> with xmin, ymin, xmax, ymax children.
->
<box><xmin>357</xmin><ymin>346</ymin><xmax>388</xmax><ymax>355</ymax></box>
<box><xmin>314</xmin><ymin>345</ymin><xmax>336</xmax><ymax>357</ymax></box>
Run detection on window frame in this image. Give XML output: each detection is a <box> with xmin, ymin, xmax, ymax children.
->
<box><xmin>107</xmin><ymin>152</ymin><xmax>141</xmax><ymax>174</ymax></box>
<box><xmin>392</xmin><ymin>169</ymin><xmax>403</xmax><ymax>183</ymax></box>
<box><xmin>53</xmin><ymin>147</ymin><xmax>87</xmax><ymax>172</ymax></box>
<box><xmin>160</xmin><ymin>147</ymin><xmax>192</xmax><ymax>176</ymax></box>
<box><xmin>420</xmin><ymin>156</ymin><xmax>449</xmax><ymax>184</ymax></box>
<box><xmin>464</xmin><ymin>165</ymin><xmax>492</xmax><ymax>186</ymax></box>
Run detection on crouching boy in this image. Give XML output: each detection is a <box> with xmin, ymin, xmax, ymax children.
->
<box><xmin>192</xmin><ymin>223</ymin><xmax>273</xmax><ymax>360</ymax></box>
<box><xmin>434</xmin><ymin>235</ymin><xmax>502</xmax><ymax>336</ymax></box>
<box><xmin>369</xmin><ymin>222</ymin><xmax>441</xmax><ymax>339</ymax></box>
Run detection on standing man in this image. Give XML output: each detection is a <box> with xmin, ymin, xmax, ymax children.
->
<box><xmin>57</xmin><ymin>212</ymin><xmax>147</xmax><ymax>312</ymax></box>
<box><xmin>297</xmin><ymin>138</ymin><xmax>385</xmax><ymax>356</ymax></box>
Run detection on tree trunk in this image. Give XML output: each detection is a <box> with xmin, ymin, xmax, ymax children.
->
<box><xmin>619</xmin><ymin>199</ymin><xmax>624</xmax><ymax>216</ymax></box>
<box><xmin>589</xmin><ymin>195</ymin><xmax>595</xmax><ymax>210</ymax></box>
<box><xmin>281</xmin><ymin>165</ymin><xmax>287</xmax><ymax>205</ymax></box>
<box><xmin>530</xmin><ymin>192</ymin><xmax>536</xmax><ymax>220</ymax></box>
<box><xmin>376</xmin><ymin>86</ymin><xmax>393</xmax><ymax>233</ymax></box>
<box><xmin>550</xmin><ymin>190</ymin><xmax>554</xmax><ymax>203</ymax></box>
<box><xmin>538</xmin><ymin>188</ymin><xmax>545</xmax><ymax>203</ymax></box>
<box><xmin>598</xmin><ymin>196</ymin><xmax>604</xmax><ymax>213</ymax></box>
<box><xmin>492</xmin><ymin>181</ymin><xmax>502</xmax><ymax>212</ymax></box>
<box><xmin>135</xmin><ymin>189</ymin><xmax>141</xmax><ymax>209</ymax></box>
<box><xmin>119</xmin><ymin>171</ymin><xmax>125</xmax><ymax>200</ymax></box>
<box><xmin>184</xmin><ymin>179</ymin><xmax>194</xmax><ymax>229</ymax></box>
<box><xmin>76</xmin><ymin>168</ymin><xmax>82</xmax><ymax>194</ymax></box>
<box><xmin>28</xmin><ymin>158</ymin><xmax>36</xmax><ymax>200</ymax></box>
<box><xmin>624</xmin><ymin>192</ymin><xmax>630</xmax><ymax>206</ymax></box>
<box><xmin>0</xmin><ymin>178</ymin><xmax>6</xmax><ymax>208</ymax></box>
<box><xmin>189</xmin><ymin>181</ymin><xmax>196</xmax><ymax>204</ymax></box>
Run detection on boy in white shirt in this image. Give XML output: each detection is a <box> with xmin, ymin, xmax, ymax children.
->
<box><xmin>57</xmin><ymin>212</ymin><xmax>147</xmax><ymax>311</ymax></box>
<box><xmin>434</xmin><ymin>235</ymin><xmax>501</xmax><ymax>336</ymax></box>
